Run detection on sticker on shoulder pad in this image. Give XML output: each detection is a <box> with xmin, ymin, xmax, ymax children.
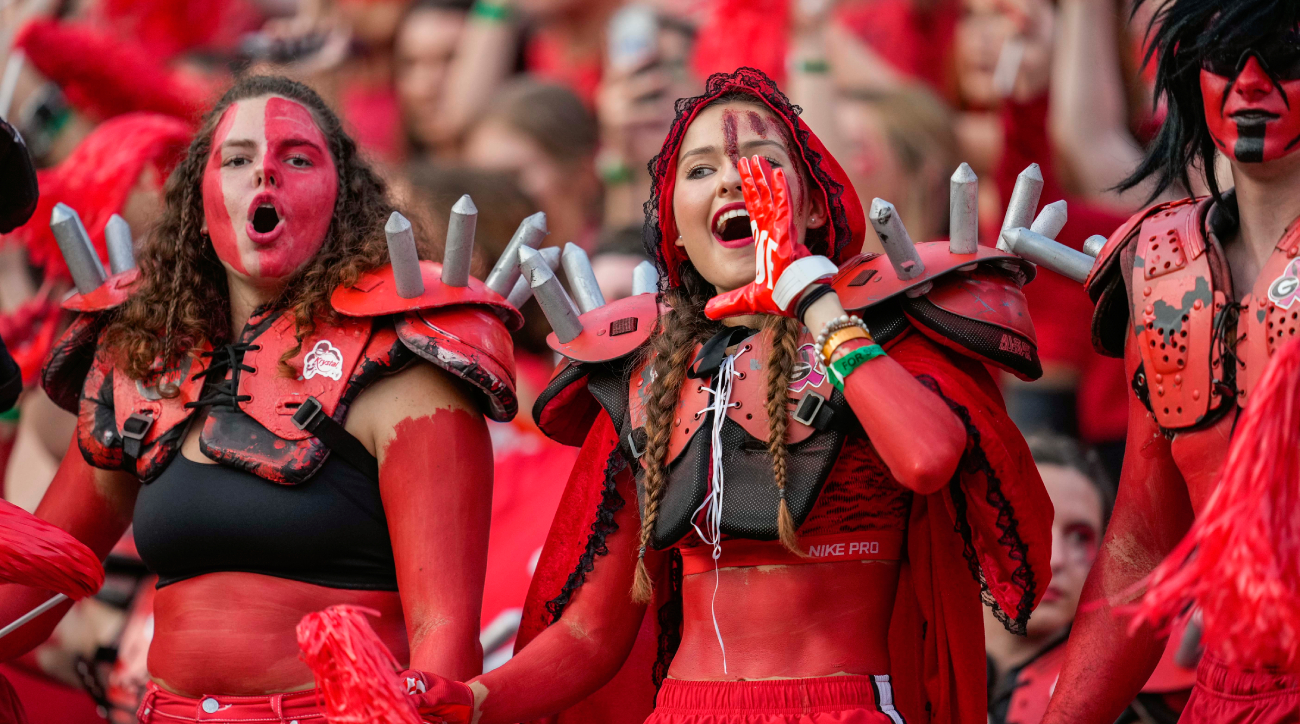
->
<box><xmin>788</xmin><ymin>343</ymin><xmax>827</xmax><ymax>392</ymax></box>
<box><xmin>1268</xmin><ymin>259</ymin><xmax>1300</xmax><ymax>310</ymax></box>
<box><xmin>303</xmin><ymin>340</ymin><xmax>345</xmax><ymax>381</ymax></box>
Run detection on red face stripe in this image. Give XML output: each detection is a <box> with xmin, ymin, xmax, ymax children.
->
<box><xmin>722</xmin><ymin>110</ymin><xmax>740</xmax><ymax>165</ymax></box>
<box><xmin>1201</xmin><ymin>57</ymin><xmax>1300</xmax><ymax>163</ymax></box>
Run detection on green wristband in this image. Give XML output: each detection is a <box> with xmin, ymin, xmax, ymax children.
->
<box><xmin>471</xmin><ymin>0</ymin><xmax>511</xmax><ymax>22</ymax></box>
<box><xmin>828</xmin><ymin>343</ymin><xmax>886</xmax><ymax>391</ymax></box>
<box><xmin>0</xmin><ymin>405</ymin><xmax>18</xmax><ymax>422</ymax></box>
<box><xmin>792</xmin><ymin>58</ymin><xmax>831</xmax><ymax>75</ymax></box>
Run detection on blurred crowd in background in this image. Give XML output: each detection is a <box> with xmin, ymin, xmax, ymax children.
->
<box><xmin>0</xmin><ymin>0</ymin><xmax>1204</xmax><ymax>721</ymax></box>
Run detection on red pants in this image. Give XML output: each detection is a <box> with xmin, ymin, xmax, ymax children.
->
<box><xmin>1180</xmin><ymin>655</ymin><xmax>1300</xmax><ymax>724</ymax></box>
<box><xmin>136</xmin><ymin>683</ymin><xmax>324</xmax><ymax>723</ymax></box>
<box><xmin>645</xmin><ymin>676</ymin><xmax>906</xmax><ymax>724</ymax></box>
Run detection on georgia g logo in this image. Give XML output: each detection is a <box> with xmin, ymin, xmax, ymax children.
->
<box><xmin>1268</xmin><ymin>258</ymin><xmax>1300</xmax><ymax>310</ymax></box>
<box><xmin>303</xmin><ymin>340</ymin><xmax>344</xmax><ymax>381</ymax></box>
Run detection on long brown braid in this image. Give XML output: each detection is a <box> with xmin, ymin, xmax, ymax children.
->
<box><xmin>631</xmin><ymin>268</ymin><xmax>806</xmax><ymax>602</ymax></box>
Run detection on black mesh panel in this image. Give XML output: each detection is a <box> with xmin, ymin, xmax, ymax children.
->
<box><xmin>902</xmin><ymin>295</ymin><xmax>1042</xmax><ymax>380</ymax></box>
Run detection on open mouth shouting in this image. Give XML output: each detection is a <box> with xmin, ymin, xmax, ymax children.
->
<box><xmin>712</xmin><ymin>202</ymin><xmax>754</xmax><ymax>248</ymax></box>
<box><xmin>247</xmin><ymin>195</ymin><xmax>284</xmax><ymax>244</ymax></box>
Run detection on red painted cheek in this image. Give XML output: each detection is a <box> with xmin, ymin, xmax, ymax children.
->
<box><xmin>203</xmin><ymin>107</ymin><xmax>247</xmax><ymax>274</ymax></box>
<box><xmin>258</xmin><ymin>98</ymin><xmax>338</xmax><ymax>278</ymax></box>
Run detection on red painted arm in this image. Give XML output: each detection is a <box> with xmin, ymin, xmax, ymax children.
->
<box><xmin>0</xmin><ymin>438</ymin><xmax>135</xmax><ymax>660</ymax></box>
<box><xmin>838</xmin><ymin>338</ymin><xmax>966</xmax><ymax>494</ymax></box>
<box><xmin>1041</xmin><ymin>334</ymin><xmax>1196</xmax><ymax>724</ymax></box>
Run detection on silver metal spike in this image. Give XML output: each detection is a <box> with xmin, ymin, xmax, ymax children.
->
<box><xmin>485</xmin><ymin>212</ymin><xmax>548</xmax><ymax>297</ymax></box>
<box><xmin>998</xmin><ymin>163</ymin><xmax>1044</xmax><ymax>251</ymax></box>
<box><xmin>561</xmin><ymin>243</ymin><xmax>606</xmax><ymax>313</ymax></box>
<box><xmin>869</xmin><ymin>198</ymin><xmax>925</xmax><ymax>281</ymax></box>
<box><xmin>506</xmin><ymin>246</ymin><xmax>560</xmax><ymax>308</ymax></box>
<box><xmin>632</xmin><ymin>261</ymin><xmax>658</xmax><ymax>296</ymax></box>
<box><xmin>104</xmin><ymin>214</ymin><xmax>135</xmax><ymax>275</ymax></box>
<box><xmin>1001</xmin><ymin>227</ymin><xmax>1094</xmax><ymax>283</ymax></box>
<box><xmin>1082</xmin><ymin>235</ymin><xmax>1106</xmax><ymax>258</ymax></box>
<box><xmin>50</xmin><ymin>203</ymin><xmax>106</xmax><ymax>295</ymax></box>
<box><xmin>1030</xmin><ymin>200</ymin><xmax>1068</xmax><ymax>241</ymax></box>
<box><xmin>520</xmin><ymin>245</ymin><xmax>583</xmax><ymax>343</ymax></box>
<box><xmin>948</xmin><ymin>163</ymin><xmax>979</xmax><ymax>254</ymax></box>
<box><xmin>385</xmin><ymin>211</ymin><xmax>424</xmax><ymax>298</ymax></box>
<box><xmin>441</xmin><ymin>195</ymin><xmax>477</xmax><ymax>287</ymax></box>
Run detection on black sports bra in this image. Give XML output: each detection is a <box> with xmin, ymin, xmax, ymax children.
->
<box><xmin>134</xmin><ymin>454</ymin><xmax>397</xmax><ymax>590</ymax></box>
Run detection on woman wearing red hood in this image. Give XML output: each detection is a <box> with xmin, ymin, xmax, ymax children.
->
<box><xmin>404</xmin><ymin>67</ymin><xmax>1052</xmax><ymax>724</ymax></box>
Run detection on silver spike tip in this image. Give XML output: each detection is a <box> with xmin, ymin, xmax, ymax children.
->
<box><xmin>50</xmin><ymin>203</ymin><xmax>107</xmax><ymax>295</ymax></box>
<box><xmin>1030</xmin><ymin>200</ymin><xmax>1068</xmax><ymax>241</ymax></box>
<box><xmin>384</xmin><ymin>211</ymin><xmax>424</xmax><ymax>298</ymax></box>
<box><xmin>104</xmin><ymin>214</ymin><xmax>135</xmax><ymax>275</ymax></box>
<box><xmin>385</xmin><ymin>211</ymin><xmax>411</xmax><ymax>234</ymax></box>
<box><xmin>951</xmin><ymin>162</ymin><xmax>977</xmax><ymax>184</ymax></box>
<box><xmin>483</xmin><ymin>212</ymin><xmax>550</xmax><ymax>296</ymax></box>
<box><xmin>868</xmin><ymin>198</ymin><xmax>925</xmax><ymax>280</ymax></box>
<box><xmin>517</xmin><ymin>245</ymin><xmax>552</xmax><ymax>284</ymax></box>
<box><xmin>561</xmin><ymin>242</ymin><xmax>607</xmax><ymax>313</ymax></box>
<box><xmin>519</xmin><ymin>245</ymin><xmax>583</xmax><ymax>342</ymax></box>
<box><xmin>1019</xmin><ymin>163</ymin><xmax>1043</xmax><ymax>182</ymax></box>
<box><xmin>869</xmin><ymin>197</ymin><xmax>894</xmax><ymax>224</ymax></box>
<box><xmin>451</xmin><ymin>194</ymin><xmax>477</xmax><ymax>216</ymax></box>
<box><xmin>632</xmin><ymin>260</ymin><xmax>659</xmax><ymax>296</ymax></box>
<box><xmin>1082</xmin><ymin>235</ymin><xmax>1107</xmax><ymax>258</ymax></box>
<box><xmin>526</xmin><ymin>211</ymin><xmax>548</xmax><ymax>234</ymax></box>
<box><xmin>1001</xmin><ymin>227</ymin><xmax>1094</xmax><ymax>284</ymax></box>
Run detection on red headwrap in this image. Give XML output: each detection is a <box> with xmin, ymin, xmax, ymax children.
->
<box><xmin>645</xmin><ymin>67</ymin><xmax>866</xmax><ymax>288</ymax></box>
<box><xmin>3</xmin><ymin>113</ymin><xmax>192</xmax><ymax>281</ymax></box>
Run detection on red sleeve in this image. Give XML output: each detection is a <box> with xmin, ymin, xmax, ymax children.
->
<box><xmin>886</xmin><ymin>332</ymin><xmax>1052</xmax><ymax>724</ymax></box>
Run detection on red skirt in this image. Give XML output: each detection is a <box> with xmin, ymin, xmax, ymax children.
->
<box><xmin>645</xmin><ymin>676</ymin><xmax>906</xmax><ymax>724</ymax></box>
<box><xmin>1180</xmin><ymin>655</ymin><xmax>1300</xmax><ymax>724</ymax></box>
<box><xmin>136</xmin><ymin>683</ymin><xmax>324</xmax><ymax>723</ymax></box>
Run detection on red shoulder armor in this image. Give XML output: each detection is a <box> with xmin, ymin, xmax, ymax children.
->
<box><xmin>61</xmin><ymin>269</ymin><xmax>139</xmax><ymax>313</ymax></box>
<box><xmin>545</xmin><ymin>293</ymin><xmax>662</xmax><ymax>362</ymax></box>
<box><xmin>1087</xmin><ymin>198</ymin><xmax>1203</xmax><ymax>357</ymax></box>
<box><xmin>832</xmin><ymin>242</ymin><xmax>1035</xmax><ymax>310</ymax></box>
<box><xmin>833</xmin><ymin>245</ymin><xmax>1041</xmax><ymax>380</ymax></box>
<box><xmin>331</xmin><ymin>261</ymin><xmax>524</xmax><ymax>331</ymax></box>
<box><xmin>1126</xmin><ymin>198</ymin><xmax>1229</xmax><ymax>429</ymax></box>
<box><xmin>901</xmin><ymin>267</ymin><xmax>1042</xmax><ymax>381</ymax></box>
<box><xmin>395</xmin><ymin>306</ymin><xmax>518</xmax><ymax>422</ymax></box>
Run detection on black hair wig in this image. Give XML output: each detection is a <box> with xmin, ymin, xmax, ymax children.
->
<box><xmin>1122</xmin><ymin>0</ymin><xmax>1300</xmax><ymax>203</ymax></box>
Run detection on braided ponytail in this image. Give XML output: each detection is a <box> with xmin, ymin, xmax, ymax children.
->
<box><xmin>764</xmin><ymin>316</ymin><xmax>804</xmax><ymax>554</ymax></box>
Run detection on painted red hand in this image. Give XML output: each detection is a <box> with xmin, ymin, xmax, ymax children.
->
<box><xmin>705</xmin><ymin>156</ymin><xmax>832</xmax><ymax>320</ymax></box>
<box><xmin>398</xmin><ymin>669</ymin><xmax>475</xmax><ymax>724</ymax></box>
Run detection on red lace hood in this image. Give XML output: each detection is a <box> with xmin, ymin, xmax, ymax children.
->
<box><xmin>645</xmin><ymin>67</ymin><xmax>866</xmax><ymax>288</ymax></box>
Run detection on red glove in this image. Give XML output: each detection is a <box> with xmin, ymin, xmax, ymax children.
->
<box><xmin>704</xmin><ymin>156</ymin><xmax>837</xmax><ymax>320</ymax></box>
<box><xmin>399</xmin><ymin>669</ymin><xmax>476</xmax><ymax>724</ymax></box>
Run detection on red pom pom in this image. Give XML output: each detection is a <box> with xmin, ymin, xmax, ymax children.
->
<box><xmin>15</xmin><ymin>18</ymin><xmax>216</xmax><ymax>123</ymax></box>
<box><xmin>0</xmin><ymin>500</ymin><xmax>103</xmax><ymax>600</ymax></box>
<box><xmin>297</xmin><ymin>605</ymin><xmax>420</xmax><ymax>724</ymax></box>
<box><xmin>692</xmin><ymin>0</ymin><xmax>791</xmax><ymax>86</ymax></box>
<box><xmin>1133</xmin><ymin>336</ymin><xmax>1300</xmax><ymax>671</ymax></box>
<box><xmin>2</xmin><ymin>113</ymin><xmax>191</xmax><ymax>282</ymax></box>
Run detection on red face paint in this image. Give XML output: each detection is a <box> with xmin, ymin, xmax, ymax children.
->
<box><xmin>201</xmin><ymin>96</ymin><xmax>339</xmax><ymax>279</ymax></box>
<box><xmin>1201</xmin><ymin>57</ymin><xmax>1300</xmax><ymax>163</ymax></box>
<box><xmin>722</xmin><ymin>110</ymin><xmax>740</xmax><ymax>165</ymax></box>
<box><xmin>746</xmin><ymin>111</ymin><xmax>768</xmax><ymax>138</ymax></box>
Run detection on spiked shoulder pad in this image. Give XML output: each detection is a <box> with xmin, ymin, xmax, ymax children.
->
<box><xmin>544</xmin><ymin>293</ymin><xmax>662</xmax><ymax>363</ymax></box>
<box><xmin>832</xmin><ymin>243</ymin><xmax>1035</xmax><ymax>309</ymax></box>
<box><xmin>61</xmin><ymin>269</ymin><xmax>138</xmax><ymax>313</ymax></box>
<box><xmin>331</xmin><ymin>261</ymin><xmax>524</xmax><ymax>331</ymax></box>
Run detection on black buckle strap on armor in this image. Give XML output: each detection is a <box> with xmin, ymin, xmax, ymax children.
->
<box><xmin>792</xmin><ymin>391</ymin><xmax>840</xmax><ymax>430</ymax></box>
<box><xmin>120</xmin><ymin>412</ymin><xmax>154</xmax><ymax>474</ymax></box>
<box><xmin>291</xmin><ymin>396</ymin><xmax>380</xmax><ymax>484</ymax></box>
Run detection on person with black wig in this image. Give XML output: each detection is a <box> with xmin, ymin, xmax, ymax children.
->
<box><xmin>1043</xmin><ymin>0</ymin><xmax>1300</xmax><ymax>721</ymax></box>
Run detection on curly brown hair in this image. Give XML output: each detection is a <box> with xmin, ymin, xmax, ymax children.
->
<box><xmin>103</xmin><ymin>75</ymin><xmax>395</xmax><ymax>382</ymax></box>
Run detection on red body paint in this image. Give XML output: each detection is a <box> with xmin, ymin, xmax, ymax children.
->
<box><xmin>201</xmin><ymin>96</ymin><xmax>338</xmax><ymax>279</ymax></box>
<box><xmin>722</xmin><ymin>110</ymin><xmax>740</xmax><ymax>165</ymax></box>
<box><xmin>1201</xmin><ymin>57</ymin><xmax>1300</xmax><ymax>163</ymax></box>
<box><xmin>380</xmin><ymin>409</ymin><xmax>493</xmax><ymax>681</ymax></box>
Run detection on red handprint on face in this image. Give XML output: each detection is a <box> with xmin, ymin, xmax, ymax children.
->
<box><xmin>705</xmin><ymin>156</ymin><xmax>836</xmax><ymax>320</ymax></box>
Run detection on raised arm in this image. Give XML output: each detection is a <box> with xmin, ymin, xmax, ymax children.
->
<box><xmin>353</xmin><ymin>363</ymin><xmax>495</xmax><ymax>680</ymax></box>
<box><xmin>405</xmin><ymin>412</ymin><xmax>653</xmax><ymax>724</ymax></box>
<box><xmin>0</xmin><ymin>438</ymin><xmax>135</xmax><ymax>659</ymax></box>
<box><xmin>1041</xmin><ymin>333</ymin><xmax>1196</xmax><ymax>723</ymax></box>
<box><xmin>428</xmin><ymin>3</ymin><xmax>521</xmax><ymax>149</ymax></box>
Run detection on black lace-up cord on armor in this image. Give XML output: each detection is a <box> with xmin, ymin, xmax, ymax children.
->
<box><xmin>184</xmin><ymin>342</ymin><xmax>262</xmax><ymax>411</ymax></box>
<box><xmin>1211</xmin><ymin>300</ymin><xmax>1245</xmax><ymax>403</ymax></box>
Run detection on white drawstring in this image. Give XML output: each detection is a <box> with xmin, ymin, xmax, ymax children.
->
<box><xmin>689</xmin><ymin>353</ymin><xmax>740</xmax><ymax>674</ymax></box>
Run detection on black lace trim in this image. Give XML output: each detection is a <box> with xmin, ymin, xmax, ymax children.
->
<box><xmin>652</xmin><ymin>548</ymin><xmax>683</xmax><ymax>687</ymax></box>
<box><xmin>643</xmin><ymin>67</ymin><xmax>853</xmax><ymax>291</ymax></box>
<box><xmin>544</xmin><ymin>444</ymin><xmax>629</xmax><ymax>623</ymax></box>
<box><xmin>917</xmin><ymin>374</ymin><xmax>1037</xmax><ymax>635</ymax></box>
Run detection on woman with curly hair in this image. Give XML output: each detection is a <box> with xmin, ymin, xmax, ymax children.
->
<box><xmin>0</xmin><ymin>75</ymin><xmax>519</xmax><ymax>721</ymax></box>
<box><xmin>398</xmin><ymin>67</ymin><xmax>1052</xmax><ymax>724</ymax></box>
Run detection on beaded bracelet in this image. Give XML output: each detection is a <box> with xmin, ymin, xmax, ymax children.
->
<box><xmin>813</xmin><ymin>314</ymin><xmax>865</xmax><ymax>355</ymax></box>
<box><xmin>828</xmin><ymin>344</ymin><xmax>887</xmax><ymax>391</ymax></box>
<box><xmin>471</xmin><ymin>0</ymin><xmax>511</xmax><ymax>22</ymax></box>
